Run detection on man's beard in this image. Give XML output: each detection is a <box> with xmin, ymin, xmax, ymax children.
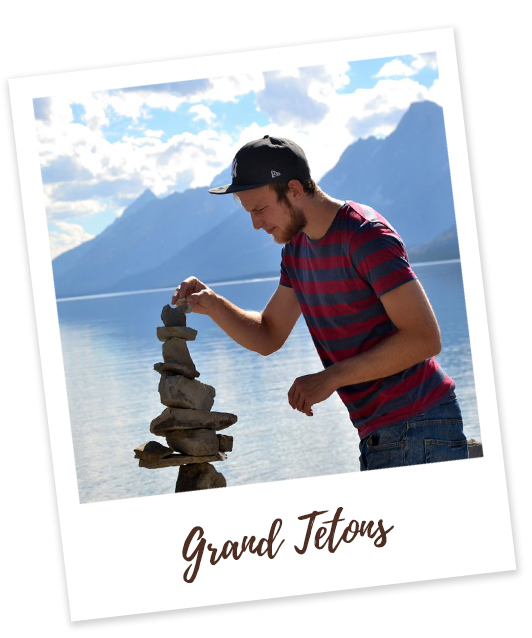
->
<box><xmin>275</xmin><ymin>201</ymin><xmax>307</xmax><ymax>244</ymax></box>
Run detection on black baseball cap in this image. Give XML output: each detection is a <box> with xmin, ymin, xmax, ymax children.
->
<box><xmin>208</xmin><ymin>135</ymin><xmax>311</xmax><ymax>195</ymax></box>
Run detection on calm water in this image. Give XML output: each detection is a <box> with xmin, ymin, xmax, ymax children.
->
<box><xmin>57</xmin><ymin>260</ymin><xmax>480</xmax><ymax>504</ymax></box>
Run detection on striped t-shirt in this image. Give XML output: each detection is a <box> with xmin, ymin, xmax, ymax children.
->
<box><xmin>279</xmin><ymin>201</ymin><xmax>455</xmax><ymax>439</ymax></box>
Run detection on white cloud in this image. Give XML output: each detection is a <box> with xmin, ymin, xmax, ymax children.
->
<box><xmin>35</xmin><ymin>97</ymin><xmax>110</xmax><ymax>173</ymax></box>
<box><xmin>189</xmin><ymin>104</ymin><xmax>216</xmax><ymax>124</ymax></box>
<box><xmin>43</xmin><ymin>187</ymin><xmax>107</xmax><ymax>220</ymax></box>
<box><xmin>105</xmin><ymin>72</ymin><xmax>264</xmax><ymax>115</ymax></box>
<box><xmin>202</xmin><ymin>72</ymin><xmax>265</xmax><ymax>103</ymax></box>
<box><xmin>413</xmin><ymin>52</ymin><xmax>438</xmax><ymax>70</ymax></box>
<box><xmin>426</xmin><ymin>78</ymin><xmax>442</xmax><ymax>106</ymax></box>
<box><xmin>376</xmin><ymin>53</ymin><xmax>438</xmax><ymax>79</ymax></box>
<box><xmin>144</xmin><ymin>129</ymin><xmax>164</xmax><ymax>138</ymax></box>
<box><xmin>340</xmin><ymin>78</ymin><xmax>435</xmax><ymax>139</ymax></box>
<box><xmin>376</xmin><ymin>59</ymin><xmax>417</xmax><ymax>78</ymax></box>
<box><xmin>48</xmin><ymin>221</ymin><xmax>95</xmax><ymax>259</ymax></box>
<box><xmin>154</xmin><ymin>129</ymin><xmax>235</xmax><ymax>191</ymax></box>
<box><xmin>33</xmin><ymin>72</ymin><xmax>267</xmax><ymax>211</ymax></box>
<box><xmin>256</xmin><ymin>63</ymin><xmax>350</xmax><ymax>126</ymax></box>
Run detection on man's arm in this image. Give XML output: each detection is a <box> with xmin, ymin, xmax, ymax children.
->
<box><xmin>288</xmin><ymin>279</ymin><xmax>442</xmax><ymax>415</ymax></box>
<box><xmin>173</xmin><ymin>277</ymin><xmax>301</xmax><ymax>356</ymax></box>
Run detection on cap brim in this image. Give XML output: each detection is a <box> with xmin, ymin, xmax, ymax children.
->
<box><xmin>208</xmin><ymin>182</ymin><xmax>270</xmax><ymax>195</ymax></box>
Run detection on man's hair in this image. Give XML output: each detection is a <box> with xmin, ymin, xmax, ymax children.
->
<box><xmin>232</xmin><ymin>178</ymin><xmax>318</xmax><ymax>204</ymax></box>
<box><xmin>269</xmin><ymin>179</ymin><xmax>317</xmax><ymax>204</ymax></box>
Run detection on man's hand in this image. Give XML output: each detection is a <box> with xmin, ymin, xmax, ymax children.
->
<box><xmin>288</xmin><ymin>369</ymin><xmax>337</xmax><ymax>417</ymax></box>
<box><xmin>172</xmin><ymin>277</ymin><xmax>218</xmax><ymax>316</ymax></box>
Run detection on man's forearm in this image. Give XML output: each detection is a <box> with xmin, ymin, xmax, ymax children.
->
<box><xmin>208</xmin><ymin>293</ymin><xmax>277</xmax><ymax>356</ymax></box>
<box><xmin>327</xmin><ymin>328</ymin><xmax>441</xmax><ymax>390</ymax></box>
<box><xmin>175</xmin><ymin>278</ymin><xmax>300</xmax><ymax>356</ymax></box>
<box><xmin>288</xmin><ymin>327</ymin><xmax>441</xmax><ymax>415</ymax></box>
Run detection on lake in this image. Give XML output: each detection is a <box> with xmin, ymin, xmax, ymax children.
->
<box><xmin>56</xmin><ymin>259</ymin><xmax>480</xmax><ymax>504</ymax></box>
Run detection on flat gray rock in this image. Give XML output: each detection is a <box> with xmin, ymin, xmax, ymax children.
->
<box><xmin>158</xmin><ymin>373</ymin><xmax>215</xmax><ymax>411</ymax></box>
<box><xmin>166</xmin><ymin>429</ymin><xmax>220</xmax><ymax>456</ymax></box>
<box><xmin>139</xmin><ymin>451</ymin><xmax>226</xmax><ymax>469</ymax></box>
<box><xmin>175</xmin><ymin>463</ymin><xmax>227</xmax><ymax>491</ymax></box>
<box><xmin>467</xmin><ymin>439</ymin><xmax>484</xmax><ymax>458</ymax></box>
<box><xmin>217</xmin><ymin>434</ymin><xmax>233</xmax><ymax>453</ymax></box>
<box><xmin>154</xmin><ymin>361</ymin><xmax>199</xmax><ymax>379</ymax></box>
<box><xmin>150</xmin><ymin>407</ymin><xmax>237</xmax><ymax>435</ymax></box>
<box><xmin>157</xmin><ymin>326</ymin><xmax>197</xmax><ymax>342</ymax></box>
<box><xmin>134</xmin><ymin>441</ymin><xmax>174</xmax><ymax>461</ymax></box>
<box><xmin>162</xmin><ymin>338</ymin><xmax>196</xmax><ymax>369</ymax></box>
<box><xmin>161</xmin><ymin>304</ymin><xmax>188</xmax><ymax>327</ymax></box>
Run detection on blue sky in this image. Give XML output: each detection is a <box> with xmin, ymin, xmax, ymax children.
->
<box><xmin>33</xmin><ymin>52</ymin><xmax>439</xmax><ymax>258</ymax></box>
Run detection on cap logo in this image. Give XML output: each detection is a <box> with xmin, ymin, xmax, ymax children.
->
<box><xmin>271</xmin><ymin>170</ymin><xmax>281</xmax><ymax>178</ymax></box>
<box><xmin>231</xmin><ymin>158</ymin><xmax>238</xmax><ymax>179</ymax></box>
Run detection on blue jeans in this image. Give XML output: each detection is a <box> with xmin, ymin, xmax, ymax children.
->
<box><xmin>359</xmin><ymin>391</ymin><xmax>468</xmax><ymax>471</ymax></box>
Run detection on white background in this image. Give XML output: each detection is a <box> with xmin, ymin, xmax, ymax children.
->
<box><xmin>1</xmin><ymin>1</ymin><xmax>528</xmax><ymax>635</ymax></box>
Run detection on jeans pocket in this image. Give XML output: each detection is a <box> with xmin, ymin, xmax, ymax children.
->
<box><xmin>424</xmin><ymin>439</ymin><xmax>468</xmax><ymax>464</ymax></box>
<box><xmin>364</xmin><ymin>440</ymin><xmax>405</xmax><ymax>470</ymax></box>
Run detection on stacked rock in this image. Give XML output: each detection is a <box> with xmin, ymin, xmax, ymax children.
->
<box><xmin>134</xmin><ymin>304</ymin><xmax>237</xmax><ymax>492</ymax></box>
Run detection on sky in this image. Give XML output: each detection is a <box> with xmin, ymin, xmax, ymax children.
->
<box><xmin>33</xmin><ymin>52</ymin><xmax>440</xmax><ymax>259</ymax></box>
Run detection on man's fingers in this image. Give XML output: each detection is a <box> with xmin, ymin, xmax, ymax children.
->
<box><xmin>301</xmin><ymin>398</ymin><xmax>313</xmax><ymax>416</ymax></box>
<box><xmin>172</xmin><ymin>277</ymin><xmax>204</xmax><ymax>306</ymax></box>
<box><xmin>288</xmin><ymin>384</ymin><xmax>298</xmax><ymax>410</ymax></box>
<box><xmin>173</xmin><ymin>297</ymin><xmax>188</xmax><ymax>307</ymax></box>
<box><xmin>190</xmin><ymin>290</ymin><xmax>209</xmax><ymax>303</ymax></box>
<box><xmin>288</xmin><ymin>381</ymin><xmax>314</xmax><ymax>416</ymax></box>
<box><xmin>288</xmin><ymin>384</ymin><xmax>296</xmax><ymax>410</ymax></box>
<box><xmin>295</xmin><ymin>392</ymin><xmax>305</xmax><ymax>413</ymax></box>
<box><xmin>181</xmin><ymin>289</ymin><xmax>212</xmax><ymax>314</ymax></box>
<box><xmin>172</xmin><ymin>284</ymin><xmax>187</xmax><ymax>305</ymax></box>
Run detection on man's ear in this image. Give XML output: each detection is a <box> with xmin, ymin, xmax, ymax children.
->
<box><xmin>287</xmin><ymin>179</ymin><xmax>304</xmax><ymax>200</ymax></box>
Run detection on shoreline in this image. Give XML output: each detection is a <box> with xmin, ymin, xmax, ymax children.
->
<box><xmin>56</xmin><ymin>259</ymin><xmax>461</xmax><ymax>303</ymax></box>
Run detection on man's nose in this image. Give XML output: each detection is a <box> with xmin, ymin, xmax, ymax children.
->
<box><xmin>250</xmin><ymin>212</ymin><xmax>263</xmax><ymax>231</ymax></box>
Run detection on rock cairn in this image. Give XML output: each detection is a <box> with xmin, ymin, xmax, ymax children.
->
<box><xmin>134</xmin><ymin>304</ymin><xmax>237</xmax><ymax>492</ymax></box>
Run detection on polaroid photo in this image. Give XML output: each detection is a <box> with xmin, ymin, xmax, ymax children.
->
<box><xmin>9</xmin><ymin>27</ymin><xmax>515</xmax><ymax>621</ymax></box>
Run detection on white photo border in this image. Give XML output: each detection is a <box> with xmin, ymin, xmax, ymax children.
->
<box><xmin>9</xmin><ymin>28</ymin><xmax>515</xmax><ymax>621</ymax></box>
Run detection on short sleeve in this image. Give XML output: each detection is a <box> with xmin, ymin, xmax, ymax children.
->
<box><xmin>350</xmin><ymin>223</ymin><xmax>417</xmax><ymax>297</ymax></box>
<box><xmin>279</xmin><ymin>246</ymin><xmax>293</xmax><ymax>288</ymax></box>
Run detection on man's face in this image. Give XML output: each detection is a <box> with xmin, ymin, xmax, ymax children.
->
<box><xmin>237</xmin><ymin>185</ymin><xmax>307</xmax><ymax>244</ymax></box>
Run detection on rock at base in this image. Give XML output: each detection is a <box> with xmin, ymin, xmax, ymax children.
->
<box><xmin>154</xmin><ymin>361</ymin><xmax>199</xmax><ymax>379</ymax></box>
<box><xmin>161</xmin><ymin>304</ymin><xmax>187</xmax><ymax>327</ymax></box>
<box><xmin>166</xmin><ymin>428</ymin><xmax>220</xmax><ymax>456</ymax></box>
<box><xmin>217</xmin><ymin>434</ymin><xmax>233</xmax><ymax>452</ymax></box>
<box><xmin>134</xmin><ymin>441</ymin><xmax>174</xmax><ymax>461</ymax></box>
<box><xmin>157</xmin><ymin>326</ymin><xmax>197</xmax><ymax>342</ymax></box>
<box><xmin>467</xmin><ymin>439</ymin><xmax>484</xmax><ymax>458</ymax></box>
<box><xmin>139</xmin><ymin>451</ymin><xmax>226</xmax><ymax>469</ymax></box>
<box><xmin>159</xmin><ymin>373</ymin><xmax>215</xmax><ymax>410</ymax></box>
<box><xmin>150</xmin><ymin>407</ymin><xmax>237</xmax><ymax>435</ymax></box>
<box><xmin>175</xmin><ymin>463</ymin><xmax>227</xmax><ymax>492</ymax></box>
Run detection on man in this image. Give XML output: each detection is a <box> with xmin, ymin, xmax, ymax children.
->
<box><xmin>173</xmin><ymin>135</ymin><xmax>468</xmax><ymax>471</ymax></box>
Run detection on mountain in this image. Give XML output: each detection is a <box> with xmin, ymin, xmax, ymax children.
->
<box><xmin>120</xmin><ymin>188</ymin><xmax>157</xmax><ymax>219</ymax></box>
<box><xmin>52</xmin><ymin>100</ymin><xmax>458</xmax><ymax>298</ymax></box>
<box><xmin>107</xmin><ymin>208</ymin><xmax>281</xmax><ymax>292</ymax></box>
<box><xmin>319</xmin><ymin>100</ymin><xmax>455</xmax><ymax>248</ymax></box>
<box><xmin>52</xmin><ymin>186</ymin><xmax>238</xmax><ymax>297</ymax></box>
<box><xmin>408</xmin><ymin>226</ymin><xmax>460</xmax><ymax>263</ymax></box>
<box><xmin>52</xmin><ymin>189</ymin><xmax>158</xmax><ymax>283</ymax></box>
